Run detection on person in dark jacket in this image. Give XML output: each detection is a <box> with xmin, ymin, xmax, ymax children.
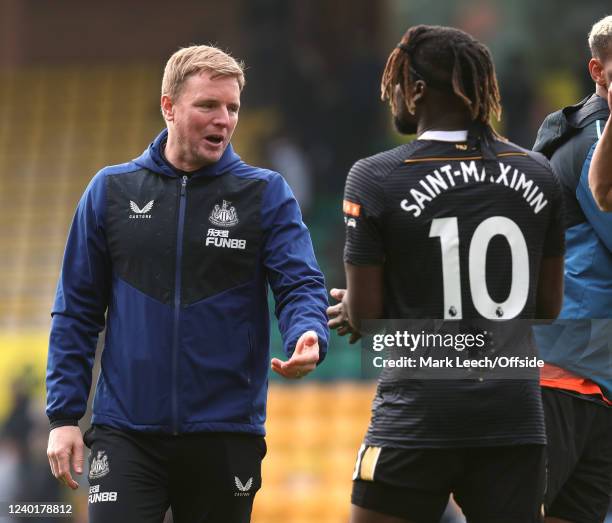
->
<box><xmin>45</xmin><ymin>45</ymin><xmax>329</xmax><ymax>523</ymax></box>
<box><xmin>532</xmin><ymin>14</ymin><xmax>612</xmax><ymax>523</ymax></box>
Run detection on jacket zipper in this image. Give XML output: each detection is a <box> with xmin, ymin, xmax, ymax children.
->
<box><xmin>172</xmin><ymin>175</ymin><xmax>188</xmax><ymax>434</ymax></box>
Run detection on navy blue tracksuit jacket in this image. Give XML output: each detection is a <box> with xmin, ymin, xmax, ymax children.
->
<box><xmin>46</xmin><ymin>129</ymin><xmax>329</xmax><ymax>434</ymax></box>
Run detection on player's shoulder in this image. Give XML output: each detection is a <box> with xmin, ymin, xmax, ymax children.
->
<box><xmin>98</xmin><ymin>161</ymin><xmax>142</xmax><ymax>178</ymax></box>
<box><xmin>534</xmin><ymin>94</ymin><xmax>609</xmax><ymax>159</ymax></box>
<box><xmin>556</xmin><ymin>118</ymin><xmax>603</xmax><ymax>162</ymax></box>
<box><xmin>227</xmin><ymin>161</ymin><xmax>277</xmax><ymax>182</ymax></box>
<box><xmin>495</xmin><ymin>139</ymin><xmax>564</xmax><ymax>195</ymax></box>
<box><xmin>494</xmin><ymin>139</ymin><xmax>553</xmax><ymax>172</ymax></box>
<box><xmin>83</xmin><ymin>162</ymin><xmax>141</xmax><ymax>194</ymax></box>
<box><xmin>349</xmin><ymin>141</ymin><xmax>426</xmax><ymax>181</ymax></box>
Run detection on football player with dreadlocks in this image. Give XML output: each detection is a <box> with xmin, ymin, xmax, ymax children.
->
<box><xmin>328</xmin><ymin>25</ymin><xmax>565</xmax><ymax>523</ymax></box>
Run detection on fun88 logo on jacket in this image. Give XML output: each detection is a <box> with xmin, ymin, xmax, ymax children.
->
<box><xmin>205</xmin><ymin>229</ymin><xmax>247</xmax><ymax>250</ymax></box>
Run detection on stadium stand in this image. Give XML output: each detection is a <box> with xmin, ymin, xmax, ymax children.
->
<box><xmin>253</xmin><ymin>383</ymin><xmax>374</xmax><ymax>522</ymax></box>
<box><xmin>0</xmin><ymin>65</ymin><xmax>162</xmax><ymax>330</ymax></box>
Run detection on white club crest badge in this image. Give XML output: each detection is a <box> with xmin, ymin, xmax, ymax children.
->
<box><xmin>209</xmin><ymin>200</ymin><xmax>239</xmax><ymax>227</ymax></box>
<box><xmin>89</xmin><ymin>450</ymin><xmax>110</xmax><ymax>480</ymax></box>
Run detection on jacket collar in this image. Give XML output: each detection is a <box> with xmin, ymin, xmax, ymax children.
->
<box><xmin>533</xmin><ymin>93</ymin><xmax>609</xmax><ymax>158</ymax></box>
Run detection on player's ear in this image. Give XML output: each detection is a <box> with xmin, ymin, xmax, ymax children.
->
<box><xmin>588</xmin><ymin>58</ymin><xmax>606</xmax><ymax>88</ymax></box>
<box><xmin>412</xmin><ymin>79</ymin><xmax>427</xmax><ymax>105</ymax></box>
<box><xmin>405</xmin><ymin>80</ymin><xmax>426</xmax><ymax>115</ymax></box>
<box><xmin>161</xmin><ymin>95</ymin><xmax>175</xmax><ymax>122</ymax></box>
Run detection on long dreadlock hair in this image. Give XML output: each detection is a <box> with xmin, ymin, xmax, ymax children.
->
<box><xmin>381</xmin><ymin>25</ymin><xmax>503</xmax><ymax>140</ymax></box>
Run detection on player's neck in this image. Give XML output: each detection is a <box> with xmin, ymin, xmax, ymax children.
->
<box><xmin>164</xmin><ymin>134</ymin><xmax>205</xmax><ymax>172</ymax></box>
<box><xmin>417</xmin><ymin>118</ymin><xmax>469</xmax><ymax>136</ymax></box>
<box><xmin>595</xmin><ymin>83</ymin><xmax>609</xmax><ymax>99</ymax></box>
<box><xmin>416</xmin><ymin>103</ymin><xmax>470</xmax><ymax>136</ymax></box>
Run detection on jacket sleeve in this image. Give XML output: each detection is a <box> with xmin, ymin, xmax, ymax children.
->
<box><xmin>261</xmin><ymin>172</ymin><xmax>329</xmax><ymax>362</ymax></box>
<box><xmin>46</xmin><ymin>171</ymin><xmax>111</xmax><ymax>425</ymax></box>
<box><xmin>576</xmin><ymin>143</ymin><xmax>612</xmax><ymax>252</ymax></box>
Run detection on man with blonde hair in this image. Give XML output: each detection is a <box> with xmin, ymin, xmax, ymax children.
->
<box><xmin>533</xmin><ymin>14</ymin><xmax>612</xmax><ymax>523</ymax></box>
<box><xmin>45</xmin><ymin>45</ymin><xmax>329</xmax><ymax>522</ymax></box>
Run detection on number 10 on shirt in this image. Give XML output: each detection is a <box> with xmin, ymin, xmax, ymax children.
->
<box><xmin>429</xmin><ymin>216</ymin><xmax>530</xmax><ymax>320</ymax></box>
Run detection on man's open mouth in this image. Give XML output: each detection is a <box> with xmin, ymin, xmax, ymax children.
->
<box><xmin>205</xmin><ymin>134</ymin><xmax>224</xmax><ymax>145</ymax></box>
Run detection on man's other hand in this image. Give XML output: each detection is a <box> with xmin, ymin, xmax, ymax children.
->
<box><xmin>327</xmin><ymin>288</ymin><xmax>361</xmax><ymax>343</ymax></box>
<box><xmin>47</xmin><ymin>425</ymin><xmax>84</xmax><ymax>490</ymax></box>
<box><xmin>271</xmin><ymin>330</ymin><xmax>319</xmax><ymax>379</ymax></box>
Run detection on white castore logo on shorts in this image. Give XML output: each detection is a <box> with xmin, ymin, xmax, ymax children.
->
<box><xmin>89</xmin><ymin>450</ymin><xmax>110</xmax><ymax>479</ymax></box>
<box><xmin>209</xmin><ymin>200</ymin><xmax>239</xmax><ymax>227</ymax></box>
<box><xmin>234</xmin><ymin>476</ymin><xmax>253</xmax><ymax>496</ymax></box>
<box><xmin>129</xmin><ymin>200</ymin><xmax>154</xmax><ymax>219</ymax></box>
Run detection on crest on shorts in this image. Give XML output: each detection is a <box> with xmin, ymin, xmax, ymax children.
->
<box><xmin>209</xmin><ymin>200</ymin><xmax>239</xmax><ymax>227</ymax></box>
<box><xmin>89</xmin><ymin>450</ymin><xmax>110</xmax><ymax>479</ymax></box>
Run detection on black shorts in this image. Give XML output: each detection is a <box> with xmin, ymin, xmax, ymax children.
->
<box><xmin>83</xmin><ymin>424</ymin><xmax>266</xmax><ymax>523</ymax></box>
<box><xmin>351</xmin><ymin>444</ymin><xmax>546</xmax><ymax>523</ymax></box>
<box><xmin>543</xmin><ymin>387</ymin><xmax>612</xmax><ymax>523</ymax></box>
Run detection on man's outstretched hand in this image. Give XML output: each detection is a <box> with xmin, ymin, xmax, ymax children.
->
<box><xmin>271</xmin><ymin>330</ymin><xmax>319</xmax><ymax>379</ymax></box>
<box><xmin>327</xmin><ymin>288</ymin><xmax>361</xmax><ymax>343</ymax></box>
<box><xmin>47</xmin><ymin>425</ymin><xmax>84</xmax><ymax>490</ymax></box>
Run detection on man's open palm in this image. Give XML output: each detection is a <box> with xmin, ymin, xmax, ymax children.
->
<box><xmin>271</xmin><ymin>330</ymin><xmax>319</xmax><ymax>379</ymax></box>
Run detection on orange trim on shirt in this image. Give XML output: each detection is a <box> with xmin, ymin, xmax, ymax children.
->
<box><xmin>403</xmin><ymin>152</ymin><xmax>529</xmax><ymax>164</ymax></box>
<box><xmin>540</xmin><ymin>363</ymin><xmax>612</xmax><ymax>405</ymax></box>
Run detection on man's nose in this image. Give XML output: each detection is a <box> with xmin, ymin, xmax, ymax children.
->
<box><xmin>212</xmin><ymin>107</ymin><xmax>230</xmax><ymax>126</ymax></box>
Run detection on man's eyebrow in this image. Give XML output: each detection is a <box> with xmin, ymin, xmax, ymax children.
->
<box><xmin>194</xmin><ymin>98</ymin><xmax>240</xmax><ymax>107</ymax></box>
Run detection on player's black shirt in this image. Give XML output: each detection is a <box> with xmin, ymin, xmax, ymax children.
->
<box><xmin>343</xmin><ymin>135</ymin><xmax>564</xmax><ymax>448</ymax></box>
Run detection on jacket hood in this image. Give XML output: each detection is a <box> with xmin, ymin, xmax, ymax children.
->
<box><xmin>133</xmin><ymin>128</ymin><xmax>242</xmax><ymax>178</ymax></box>
<box><xmin>533</xmin><ymin>93</ymin><xmax>610</xmax><ymax>158</ymax></box>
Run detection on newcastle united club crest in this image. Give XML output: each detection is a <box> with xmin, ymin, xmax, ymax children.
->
<box><xmin>209</xmin><ymin>200</ymin><xmax>239</xmax><ymax>227</ymax></box>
